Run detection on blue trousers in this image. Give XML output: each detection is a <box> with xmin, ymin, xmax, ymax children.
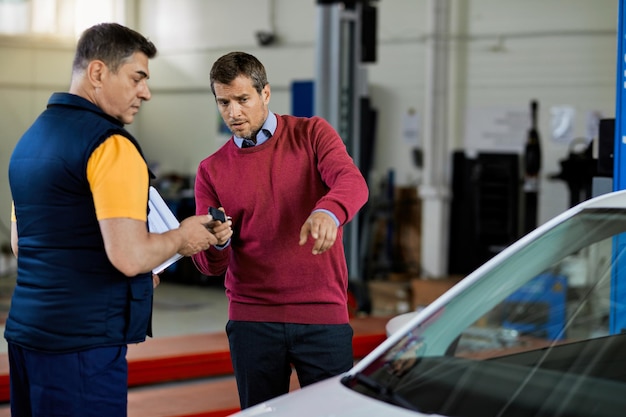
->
<box><xmin>8</xmin><ymin>343</ymin><xmax>128</xmax><ymax>417</ymax></box>
<box><xmin>226</xmin><ymin>321</ymin><xmax>354</xmax><ymax>409</ymax></box>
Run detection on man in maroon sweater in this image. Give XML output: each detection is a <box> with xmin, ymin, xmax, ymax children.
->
<box><xmin>192</xmin><ymin>51</ymin><xmax>369</xmax><ymax>409</ymax></box>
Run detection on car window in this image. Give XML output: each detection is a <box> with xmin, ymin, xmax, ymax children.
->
<box><xmin>344</xmin><ymin>208</ymin><xmax>626</xmax><ymax>417</ymax></box>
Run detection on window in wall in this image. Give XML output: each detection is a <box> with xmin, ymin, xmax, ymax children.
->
<box><xmin>0</xmin><ymin>0</ymin><xmax>126</xmax><ymax>38</ymax></box>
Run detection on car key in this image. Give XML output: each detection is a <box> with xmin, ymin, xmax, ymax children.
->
<box><xmin>208</xmin><ymin>206</ymin><xmax>226</xmax><ymax>222</ymax></box>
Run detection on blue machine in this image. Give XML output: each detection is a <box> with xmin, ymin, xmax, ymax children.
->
<box><xmin>502</xmin><ymin>274</ymin><xmax>567</xmax><ymax>340</ymax></box>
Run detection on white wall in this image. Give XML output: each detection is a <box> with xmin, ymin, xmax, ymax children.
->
<box><xmin>0</xmin><ymin>0</ymin><xmax>619</xmax><ymax>273</ymax></box>
<box><xmin>0</xmin><ymin>40</ymin><xmax>75</xmax><ymax>249</ymax></box>
<box><xmin>456</xmin><ymin>0</ymin><xmax>617</xmax><ymax>223</ymax></box>
<box><xmin>136</xmin><ymin>0</ymin><xmax>321</xmax><ymax>175</ymax></box>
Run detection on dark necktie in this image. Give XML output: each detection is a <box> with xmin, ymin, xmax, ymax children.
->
<box><xmin>242</xmin><ymin>139</ymin><xmax>255</xmax><ymax>148</ymax></box>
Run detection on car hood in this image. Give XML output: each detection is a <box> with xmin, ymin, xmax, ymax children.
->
<box><xmin>229</xmin><ymin>375</ymin><xmax>437</xmax><ymax>417</ymax></box>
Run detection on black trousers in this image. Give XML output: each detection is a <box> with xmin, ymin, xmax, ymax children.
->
<box><xmin>226</xmin><ymin>320</ymin><xmax>354</xmax><ymax>409</ymax></box>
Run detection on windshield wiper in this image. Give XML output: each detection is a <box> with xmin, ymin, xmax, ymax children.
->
<box><xmin>342</xmin><ymin>372</ymin><xmax>419</xmax><ymax>411</ymax></box>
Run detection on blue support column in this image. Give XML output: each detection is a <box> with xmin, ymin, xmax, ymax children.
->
<box><xmin>615</xmin><ymin>0</ymin><xmax>626</xmax><ymax>192</ymax></box>
<box><xmin>611</xmin><ymin>0</ymin><xmax>626</xmax><ymax>334</ymax></box>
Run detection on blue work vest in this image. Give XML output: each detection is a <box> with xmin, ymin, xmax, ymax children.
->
<box><xmin>5</xmin><ymin>93</ymin><xmax>153</xmax><ymax>353</ymax></box>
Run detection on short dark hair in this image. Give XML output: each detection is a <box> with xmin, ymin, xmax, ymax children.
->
<box><xmin>72</xmin><ymin>23</ymin><xmax>157</xmax><ymax>74</ymax></box>
<box><xmin>209</xmin><ymin>52</ymin><xmax>268</xmax><ymax>96</ymax></box>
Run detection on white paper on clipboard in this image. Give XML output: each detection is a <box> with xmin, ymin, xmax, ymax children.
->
<box><xmin>148</xmin><ymin>186</ymin><xmax>183</xmax><ymax>274</ymax></box>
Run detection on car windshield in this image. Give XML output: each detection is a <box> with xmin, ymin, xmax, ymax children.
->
<box><xmin>343</xmin><ymin>208</ymin><xmax>626</xmax><ymax>417</ymax></box>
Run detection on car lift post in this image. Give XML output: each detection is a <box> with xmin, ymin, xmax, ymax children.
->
<box><xmin>315</xmin><ymin>1</ymin><xmax>373</xmax><ymax>283</ymax></box>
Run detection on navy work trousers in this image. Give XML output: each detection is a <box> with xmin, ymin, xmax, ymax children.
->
<box><xmin>8</xmin><ymin>343</ymin><xmax>128</xmax><ymax>417</ymax></box>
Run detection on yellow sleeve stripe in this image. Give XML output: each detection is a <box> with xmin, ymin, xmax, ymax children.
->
<box><xmin>87</xmin><ymin>134</ymin><xmax>149</xmax><ymax>221</ymax></box>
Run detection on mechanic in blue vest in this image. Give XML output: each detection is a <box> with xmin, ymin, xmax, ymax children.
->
<box><xmin>6</xmin><ymin>23</ymin><xmax>233</xmax><ymax>417</ymax></box>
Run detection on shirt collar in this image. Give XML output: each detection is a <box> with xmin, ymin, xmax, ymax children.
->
<box><xmin>234</xmin><ymin>111</ymin><xmax>277</xmax><ymax>148</ymax></box>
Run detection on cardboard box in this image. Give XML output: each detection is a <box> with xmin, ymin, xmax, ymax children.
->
<box><xmin>410</xmin><ymin>276</ymin><xmax>464</xmax><ymax>308</ymax></box>
<box><xmin>368</xmin><ymin>280</ymin><xmax>412</xmax><ymax>317</ymax></box>
<box><xmin>393</xmin><ymin>186</ymin><xmax>421</xmax><ymax>275</ymax></box>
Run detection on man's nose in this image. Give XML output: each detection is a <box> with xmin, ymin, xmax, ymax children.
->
<box><xmin>228</xmin><ymin>103</ymin><xmax>242</xmax><ymax>118</ymax></box>
<box><xmin>139</xmin><ymin>80</ymin><xmax>151</xmax><ymax>101</ymax></box>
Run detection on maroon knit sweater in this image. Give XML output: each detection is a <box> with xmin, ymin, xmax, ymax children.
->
<box><xmin>192</xmin><ymin>114</ymin><xmax>369</xmax><ymax>324</ymax></box>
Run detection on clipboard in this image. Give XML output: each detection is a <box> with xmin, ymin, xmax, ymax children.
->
<box><xmin>148</xmin><ymin>186</ymin><xmax>184</xmax><ymax>274</ymax></box>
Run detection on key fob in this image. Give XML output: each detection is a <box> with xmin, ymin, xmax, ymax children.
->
<box><xmin>208</xmin><ymin>206</ymin><xmax>226</xmax><ymax>222</ymax></box>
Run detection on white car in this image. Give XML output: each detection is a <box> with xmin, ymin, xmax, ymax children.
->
<box><xmin>231</xmin><ymin>190</ymin><xmax>626</xmax><ymax>417</ymax></box>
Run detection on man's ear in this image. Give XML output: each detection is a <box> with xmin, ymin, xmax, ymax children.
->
<box><xmin>262</xmin><ymin>83</ymin><xmax>271</xmax><ymax>104</ymax></box>
<box><xmin>86</xmin><ymin>60</ymin><xmax>107</xmax><ymax>87</ymax></box>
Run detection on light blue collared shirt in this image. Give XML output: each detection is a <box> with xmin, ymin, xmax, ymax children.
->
<box><xmin>233</xmin><ymin>111</ymin><xmax>277</xmax><ymax>148</ymax></box>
